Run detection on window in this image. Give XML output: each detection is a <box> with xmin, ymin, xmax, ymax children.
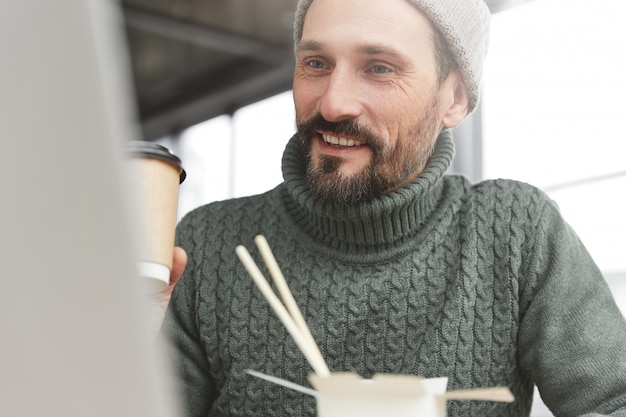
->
<box><xmin>483</xmin><ymin>0</ymin><xmax>626</xmax><ymax>285</ymax></box>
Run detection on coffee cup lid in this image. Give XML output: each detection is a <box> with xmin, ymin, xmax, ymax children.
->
<box><xmin>126</xmin><ymin>141</ymin><xmax>186</xmax><ymax>183</ymax></box>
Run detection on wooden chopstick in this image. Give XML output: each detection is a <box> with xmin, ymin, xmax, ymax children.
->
<box><xmin>253</xmin><ymin>235</ymin><xmax>321</xmax><ymax>358</ymax></box>
<box><xmin>444</xmin><ymin>386</ymin><xmax>514</xmax><ymax>402</ymax></box>
<box><xmin>236</xmin><ymin>238</ymin><xmax>331</xmax><ymax>377</ymax></box>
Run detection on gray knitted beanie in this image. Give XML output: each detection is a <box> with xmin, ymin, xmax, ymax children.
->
<box><xmin>293</xmin><ymin>0</ymin><xmax>491</xmax><ymax>114</ymax></box>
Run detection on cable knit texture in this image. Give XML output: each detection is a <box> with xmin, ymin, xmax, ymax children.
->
<box><xmin>163</xmin><ymin>130</ymin><xmax>626</xmax><ymax>417</ymax></box>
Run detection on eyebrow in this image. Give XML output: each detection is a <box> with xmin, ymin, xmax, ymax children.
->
<box><xmin>297</xmin><ymin>40</ymin><xmax>323</xmax><ymax>53</ymax></box>
<box><xmin>297</xmin><ymin>40</ymin><xmax>411</xmax><ymax>66</ymax></box>
<box><xmin>357</xmin><ymin>44</ymin><xmax>409</xmax><ymax>64</ymax></box>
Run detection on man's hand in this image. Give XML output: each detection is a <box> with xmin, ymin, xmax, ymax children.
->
<box><xmin>158</xmin><ymin>246</ymin><xmax>188</xmax><ymax>312</ymax></box>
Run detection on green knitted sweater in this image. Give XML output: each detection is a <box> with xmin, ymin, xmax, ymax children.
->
<box><xmin>163</xmin><ymin>130</ymin><xmax>626</xmax><ymax>417</ymax></box>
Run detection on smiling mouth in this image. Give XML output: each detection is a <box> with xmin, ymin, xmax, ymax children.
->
<box><xmin>322</xmin><ymin>133</ymin><xmax>364</xmax><ymax>147</ymax></box>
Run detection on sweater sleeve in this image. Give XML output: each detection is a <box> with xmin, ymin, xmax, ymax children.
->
<box><xmin>160</xmin><ymin>212</ymin><xmax>217</xmax><ymax>417</ymax></box>
<box><xmin>517</xmin><ymin>197</ymin><xmax>626</xmax><ymax>417</ymax></box>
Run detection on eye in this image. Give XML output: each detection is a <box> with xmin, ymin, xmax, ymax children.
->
<box><xmin>369</xmin><ymin>64</ymin><xmax>392</xmax><ymax>74</ymax></box>
<box><xmin>306</xmin><ymin>59</ymin><xmax>326</xmax><ymax>70</ymax></box>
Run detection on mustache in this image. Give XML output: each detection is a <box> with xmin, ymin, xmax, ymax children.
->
<box><xmin>297</xmin><ymin>114</ymin><xmax>382</xmax><ymax>150</ymax></box>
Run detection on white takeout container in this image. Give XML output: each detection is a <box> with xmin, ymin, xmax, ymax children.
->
<box><xmin>248</xmin><ymin>370</ymin><xmax>514</xmax><ymax>417</ymax></box>
<box><xmin>309</xmin><ymin>373</ymin><xmax>448</xmax><ymax>417</ymax></box>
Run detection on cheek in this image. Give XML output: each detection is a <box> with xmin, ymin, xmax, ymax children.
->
<box><xmin>293</xmin><ymin>77</ymin><xmax>321</xmax><ymax>120</ymax></box>
<box><xmin>364</xmin><ymin>87</ymin><xmax>420</xmax><ymax>136</ymax></box>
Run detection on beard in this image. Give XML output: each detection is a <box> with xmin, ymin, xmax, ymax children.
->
<box><xmin>296</xmin><ymin>98</ymin><xmax>442</xmax><ymax>205</ymax></box>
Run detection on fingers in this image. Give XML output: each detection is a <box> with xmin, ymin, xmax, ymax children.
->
<box><xmin>170</xmin><ymin>246</ymin><xmax>188</xmax><ymax>287</ymax></box>
<box><xmin>158</xmin><ymin>247</ymin><xmax>188</xmax><ymax>313</ymax></box>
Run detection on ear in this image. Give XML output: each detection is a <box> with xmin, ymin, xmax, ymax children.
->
<box><xmin>440</xmin><ymin>70</ymin><xmax>470</xmax><ymax>129</ymax></box>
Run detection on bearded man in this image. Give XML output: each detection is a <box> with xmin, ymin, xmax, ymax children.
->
<box><xmin>161</xmin><ymin>0</ymin><xmax>626</xmax><ymax>416</ymax></box>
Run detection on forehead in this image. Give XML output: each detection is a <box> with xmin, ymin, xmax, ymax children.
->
<box><xmin>299</xmin><ymin>0</ymin><xmax>437</xmax><ymax>58</ymax></box>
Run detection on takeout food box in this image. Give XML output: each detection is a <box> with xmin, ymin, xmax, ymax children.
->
<box><xmin>249</xmin><ymin>370</ymin><xmax>514</xmax><ymax>417</ymax></box>
<box><xmin>309</xmin><ymin>372</ymin><xmax>448</xmax><ymax>417</ymax></box>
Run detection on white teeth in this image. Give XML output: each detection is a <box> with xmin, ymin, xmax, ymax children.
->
<box><xmin>322</xmin><ymin>134</ymin><xmax>363</xmax><ymax>147</ymax></box>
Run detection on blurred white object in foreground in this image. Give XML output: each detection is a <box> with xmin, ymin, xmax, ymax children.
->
<box><xmin>1</xmin><ymin>1</ymin><xmax>179</xmax><ymax>416</ymax></box>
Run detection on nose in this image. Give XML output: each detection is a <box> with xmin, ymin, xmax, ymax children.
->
<box><xmin>318</xmin><ymin>67</ymin><xmax>363</xmax><ymax>122</ymax></box>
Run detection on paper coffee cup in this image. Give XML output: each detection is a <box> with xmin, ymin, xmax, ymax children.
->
<box><xmin>126</xmin><ymin>141</ymin><xmax>186</xmax><ymax>293</ymax></box>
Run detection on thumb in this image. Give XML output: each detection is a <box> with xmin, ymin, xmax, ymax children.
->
<box><xmin>158</xmin><ymin>247</ymin><xmax>188</xmax><ymax>313</ymax></box>
<box><xmin>170</xmin><ymin>246</ymin><xmax>188</xmax><ymax>287</ymax></box>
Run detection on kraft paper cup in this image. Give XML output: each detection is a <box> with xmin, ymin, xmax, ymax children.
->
<box><xmin>126</xmin><ymin>141</ymin><xmax>186</xmax><ymax>293</ymax></box>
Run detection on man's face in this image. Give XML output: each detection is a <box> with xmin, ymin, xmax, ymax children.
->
<box><xmin>293</xmin><ymin>0</ymin><xmax>462</xmax><ymax>204</ymax></box>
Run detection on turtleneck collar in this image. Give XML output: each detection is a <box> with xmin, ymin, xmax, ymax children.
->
<box><xmin>280</xmin><ymin>129</ymin><xmax>455</xmax><ymax>253</ymax></box>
